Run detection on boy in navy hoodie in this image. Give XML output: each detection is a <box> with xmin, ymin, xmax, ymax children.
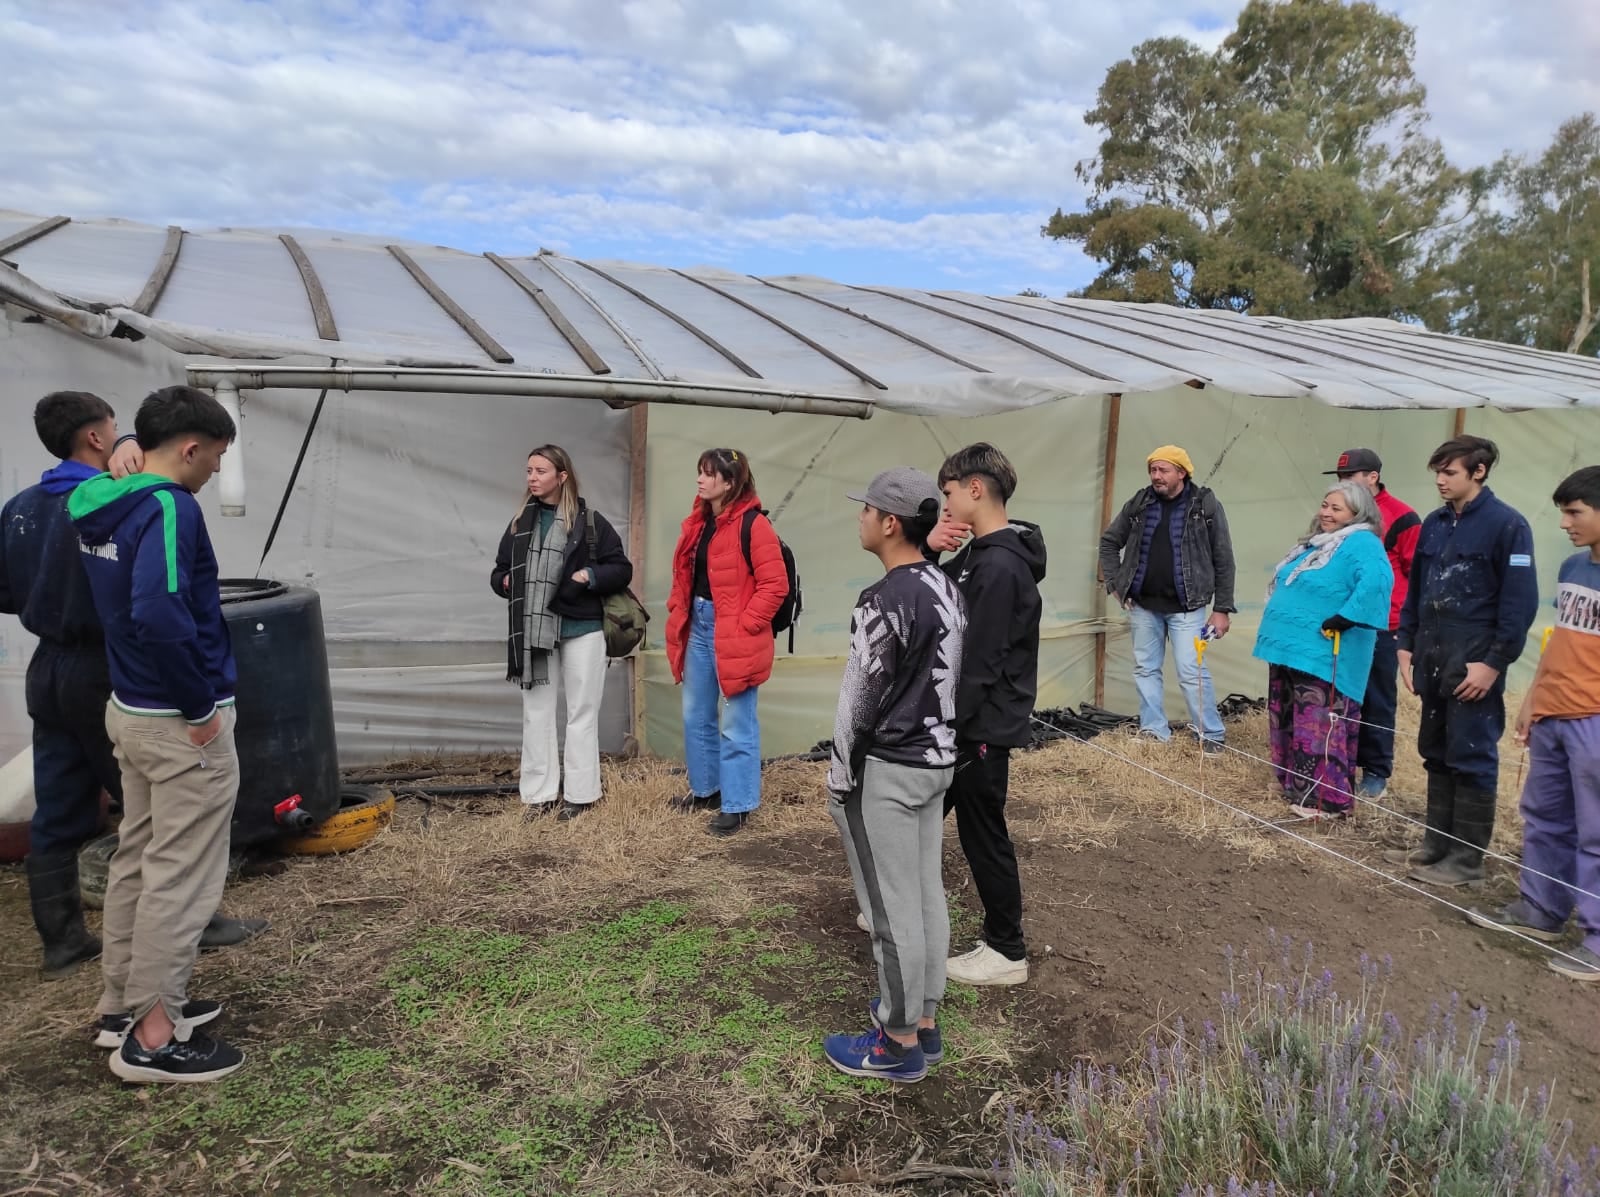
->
<box><xmin>70</xmin><ymin>385</ymin><xmax>245</xmax><ymax>1084</ymax></box>
<box><xmin>0</xmin><ymin>392</ymin><xmax>123</xmax><ymax>978</ymax></box>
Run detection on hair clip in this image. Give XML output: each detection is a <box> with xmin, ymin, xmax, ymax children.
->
<box><xmin>728</xmin><ymin>449</ymin><xmax>740</xmax><ymax>462</ymax></box>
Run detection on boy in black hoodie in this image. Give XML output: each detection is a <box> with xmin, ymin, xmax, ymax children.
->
<box><xmin>855</xmin><ymin>444</ymin><xmax>1046</xmax><ymax>984</ymax></box>
<box><xmin>931</xmin><ymin>444</ymin><xmax>1045</xmax><ymax>986</ymax></box>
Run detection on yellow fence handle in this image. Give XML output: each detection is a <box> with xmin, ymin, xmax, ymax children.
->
<box><xmin>1541</xmin><ymin>626</ymin><xmax>1554</xmax><ymax>655</ymax></box>
<box><xmin>1193</xmin><ymin>635</ymin><xmax>1207</xmax><ymax>669</ymax></box>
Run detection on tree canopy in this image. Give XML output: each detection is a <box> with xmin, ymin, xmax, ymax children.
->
<box><xmin>1426</xmin><ymin>114</ymin><xmax>1600</xmax><ymax>355</ymax></box>
<box><xmin>1045</xmin><ymin>0</ymin><xmax>1597</xmax><ymax>355</ymax></box>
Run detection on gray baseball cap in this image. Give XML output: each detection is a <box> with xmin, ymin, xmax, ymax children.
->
<box><xmin>846</xmin><ymin>466</ymin><xmax>943</xmax><ymax>520</ymax></box>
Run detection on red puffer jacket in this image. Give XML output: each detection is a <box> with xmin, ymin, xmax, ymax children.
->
<box><xmin>666</xmin><ymin>492</ymin><xmax>789</xmax><ymax>698</ymax></box>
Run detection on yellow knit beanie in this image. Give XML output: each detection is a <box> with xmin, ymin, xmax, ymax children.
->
<box><xmin>1146</xmin><ymin>445</ymin><xmax>1195</xmax><ymax>477</ymax></box>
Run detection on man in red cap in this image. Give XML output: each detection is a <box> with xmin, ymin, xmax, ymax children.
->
<box><xmin>1325</xmin><ymin>448</ymin><xmax>1419</xmax><ymax>800</ymax></box>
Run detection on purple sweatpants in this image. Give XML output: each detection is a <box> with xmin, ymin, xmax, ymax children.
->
<box><xmin>1519</xmin><ymin>715</ymin><xmax>1600</xmax><ymax>954</ymax></box>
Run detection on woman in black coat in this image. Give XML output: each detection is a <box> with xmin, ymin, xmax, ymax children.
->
<box><xmin>491</xmin><ymin>444</ymin><xmax>631</xmax><ymax>819</ymax></box>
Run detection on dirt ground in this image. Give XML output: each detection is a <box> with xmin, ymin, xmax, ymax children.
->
<box><xmin>0</xmin><ymin>705</ymin><xmax>1596</xmax><ymax>1195</ymax></box>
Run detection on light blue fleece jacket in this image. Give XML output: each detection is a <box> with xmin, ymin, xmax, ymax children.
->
<box><xmin>1252</xmin><ymin>529</ymin><xmax>1393</xmax><ymax>704</ymax></box>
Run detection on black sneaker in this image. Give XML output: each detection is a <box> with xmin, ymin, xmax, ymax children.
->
<box><xmin>557</xmin><ymin>801</ymin><xmax>597</xmax><ymax>822</ymax></box>
<box><xmin>669</xmin><ymin>790</ymin><xmax>720</xmax><ymax>814</ymax></box>
<box><xmin>110</xmin><ymin>1029</ymin><xmax>244</xmax><ymax>1084</ymax></box>
<box><xmin>199</xmin><ymin>915</ymin><xmax>270</xmax><ymax>951</ymax></box>
<box><xmin>707</xmin><ymin>811</ymin><xmax>748</xmax><ymax>836</ymax></box>
<box><xmin>95</xmin><ymin>1000</ymin><xmax>223</xmax><ymax>1049</ymax></box>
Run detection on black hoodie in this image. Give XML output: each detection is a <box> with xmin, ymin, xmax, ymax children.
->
<box><xmin>939</xmin><ymin>521</ymin><xmax>1047</xmax><ymax>748</ymax></box>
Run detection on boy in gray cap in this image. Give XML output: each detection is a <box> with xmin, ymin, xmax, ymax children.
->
<box><xmin>823</xmin><ymin>467</ymin><xmax>967</xmax><ymax>1084</ymax></box>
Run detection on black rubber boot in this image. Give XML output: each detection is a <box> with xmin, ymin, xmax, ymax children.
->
<box><xmin>198</xmin><ymin>913</ymin><xmax>270</xmax><ymax>951</ymax></box>
<box><xmin>1384</xmin><ymin>771</ymin><xmax>1454</xmax><ymax>867</ymax></box>
<box><xmin>1410</xmin><ymin>783</ymin><xmax>1495</xmax><ymax>888</ymax></box>
<box><xmin>707</xmin><ymin>811</ymin><xmax>748</xmax><ymax>836</ymax></box>
<box><xmin>25</xmin><ymin>850</ymin><xmax>102</xmax><ymax>980</ymax></box>
<box><xmin>669</xmin><ymin>790</ymin><xmax>720</xmax><ymax>814</ymax></box>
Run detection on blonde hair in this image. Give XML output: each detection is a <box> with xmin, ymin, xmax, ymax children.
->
<box><xmin>525</xmin><ymin>444</ymin><xmax>581</xmax><ymax>529</ymax></box>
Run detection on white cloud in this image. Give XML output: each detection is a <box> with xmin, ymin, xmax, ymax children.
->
<box><xmin>0</xmin><ymin>0</ymin><xmax>1592</xmax><ymax>292</ymax></box>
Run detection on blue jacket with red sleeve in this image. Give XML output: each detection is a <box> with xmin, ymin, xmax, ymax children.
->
<box><xmin>68</xmin><ymin>473</ymin><xmax>236</xmax><ymax>723</ymax></box>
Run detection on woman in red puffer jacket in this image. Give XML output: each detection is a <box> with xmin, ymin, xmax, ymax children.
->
<box><xmin>665</xmin><ymin>447</ymin><xmax>789</xmax><ymax>836</ymax></box>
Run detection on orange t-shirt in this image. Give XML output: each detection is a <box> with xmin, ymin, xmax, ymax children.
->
<box><xmin>1531</xmin><ymin>552</ymin><xmax>1600</xmax><ymax>721</ymax></box>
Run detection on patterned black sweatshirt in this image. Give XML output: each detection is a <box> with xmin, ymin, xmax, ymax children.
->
<box><xmin>827</xmin><ymin>561</ymin><xmax>966</xmax><ymax>796</ymax></box>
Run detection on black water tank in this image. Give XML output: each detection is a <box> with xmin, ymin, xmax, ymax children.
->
<box><xmin>220</xmin><ymin>579</ymin><xmax>341</xmax><ymax>846</ymax></box>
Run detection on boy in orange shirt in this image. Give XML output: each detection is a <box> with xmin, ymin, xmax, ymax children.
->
<box><xmin>1468</xmin><ymin>466</ymin><xmax>1600</xmax><ymax>981</ymax></box>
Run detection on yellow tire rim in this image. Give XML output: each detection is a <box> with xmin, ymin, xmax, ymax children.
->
<box><xmin>281</xmin><ymin>787</ymin><xmax>396</xmax><ymax>856</ymax></box>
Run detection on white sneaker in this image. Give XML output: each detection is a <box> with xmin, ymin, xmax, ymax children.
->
<box><xmin>856</xmin><ymin>911</ymin><xmax>870</xmax><ymax>933</ymax></box>
<box><xmin>946</xmin><ymin>942</ymin><xmax>1028</xmax><ymax>986</ymax></box>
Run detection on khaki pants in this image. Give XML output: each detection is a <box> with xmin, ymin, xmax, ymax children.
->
<box><xmin>98</xmin><ymin>704</ymin><xmax>238</xmax><ymax>1026</ymax></box>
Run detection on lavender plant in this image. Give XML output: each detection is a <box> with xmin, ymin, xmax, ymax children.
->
<box><xmin>1007</xmin><ymin>933</ymin><xmax>1600</xmax><ymax>1197</ymax></box>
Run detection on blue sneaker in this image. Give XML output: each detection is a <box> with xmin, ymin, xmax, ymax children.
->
<box><xmin>1356</xmin><ymin>774</ymin><xmax>1388</xmax><ymax>800</ymax></box>
<box><xmin>868</xmin><ymin>998</ymin><xmax>943</xmax><ymax>1063</ymax></box>
<box><xmin>822</xmin><ymin>1026</ymin><xmax>927</xmax><ymax>1083</ymax></box>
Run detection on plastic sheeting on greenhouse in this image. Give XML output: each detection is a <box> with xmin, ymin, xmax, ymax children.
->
<box><xmin>5</xmin><ymin>210</ymin><xmax>1600</xmax><ymax>415</ymax></box>
<box><xmin>4</xmin><ymin>210</ymin><xmax>1600</xmax><ymax>765</ymax></box>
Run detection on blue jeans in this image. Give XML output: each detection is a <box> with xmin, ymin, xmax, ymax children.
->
<box><xmin>1128</xmin><ymin>604</ymin><xmax>1225</xmax><ymax>743</ymax></box>
<box><xmin>682</xmin><ymin>598</ymin><xmax>761</xmax><ymax>814</ymax></box>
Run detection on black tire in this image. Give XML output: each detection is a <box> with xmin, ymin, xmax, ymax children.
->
<box><xmin>78</xmin><ymin>832</ymin><xmax>120</xmax><ymax>910</ymax></box>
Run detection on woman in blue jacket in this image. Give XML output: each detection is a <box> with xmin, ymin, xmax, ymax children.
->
<box><xmin>1253</xmin><ymin>481</ymin><xmax>1393</xmax><ymax>820</ymax></box>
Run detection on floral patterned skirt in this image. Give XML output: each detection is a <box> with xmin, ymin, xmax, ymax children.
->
<box><xmin>1266</xmin><ymin>665</ymin><xmax>1359</xmax><ymax>815</ymax></box>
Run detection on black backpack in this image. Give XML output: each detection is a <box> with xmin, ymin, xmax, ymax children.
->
<box><xmin>740</xmin><ymin>508</ymin><xmax>802</xmax><ymax>653</ymax></box>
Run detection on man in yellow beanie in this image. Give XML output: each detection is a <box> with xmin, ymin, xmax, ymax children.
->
<box><xmin>1097</xmin><ymin>446</ymin><xmax>1236</xmax><ymax>752</ymax></box>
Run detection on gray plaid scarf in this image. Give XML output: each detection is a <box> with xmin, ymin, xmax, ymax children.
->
<box><xmin>521</xmin><ymin>506</ymin><xmax>569</xmax><ymax>686</ymax></box>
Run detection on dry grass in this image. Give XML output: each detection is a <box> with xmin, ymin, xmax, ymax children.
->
<box><xmin>1011</xmin><ymin>690</ymin><xmax>1533</xmax><ymax>876</ymax></box>
<box><xmin>0</xmin><ymin>698</ymin><xmax>1542</xmax><ymax>1195</ymax></box>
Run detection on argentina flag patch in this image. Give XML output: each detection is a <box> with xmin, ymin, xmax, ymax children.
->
<box><xmin>1509</xmin><ymin>554</ymin><xmax>1532</xmax><ymax>567</ymax></box>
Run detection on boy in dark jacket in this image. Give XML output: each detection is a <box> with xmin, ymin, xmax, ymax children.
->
<box><xmin>70</xmin><ymin>385</ymin><xmax>246</xmax><ymax>1084</ymax></box>
<box><xmin>1395</xmin><ymin>436</ymin><xmax>1539</xmax><ymax>888</ymax></box>
<box><xmin>825</xmin><ymin>467</ymin><xmax>966</xmax><ymax>1085</ymax></box>
<box><xmin>0</xmin><ymin>392</ymin><xmax>123</xmax><ymax>978</ymax></box>
<box><xmin>932</xmin><ymin>443</ymin><xmax>1044</xmax><ymax>987</ymax></box>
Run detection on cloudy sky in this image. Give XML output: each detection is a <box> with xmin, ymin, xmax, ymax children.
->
<box><xmin>2</xmin><ymin>0</ymin><xmax>1596</xmax><ymax>294</ymax></box>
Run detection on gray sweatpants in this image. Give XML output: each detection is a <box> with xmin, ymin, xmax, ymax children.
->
<box><xmin>831</xmin><ymin>757</ymin><xmax>952</xmax><ymax>1037</ymax></box>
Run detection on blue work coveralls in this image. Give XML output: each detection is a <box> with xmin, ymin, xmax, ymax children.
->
<box><xmin>1397</xmin><ymin>487</ymin><xmax>1539</xmax><ymax>791</ymax></box>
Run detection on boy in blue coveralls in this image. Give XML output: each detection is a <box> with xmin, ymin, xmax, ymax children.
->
<box><xmin>1395</xmin><ymin>436</ymin><xmax>1539</xmax><ymax>888</ymax></box>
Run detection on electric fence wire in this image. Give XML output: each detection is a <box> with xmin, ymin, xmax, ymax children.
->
<box><xmin>1038</xmin><ymin>714</ymin><xmax>1597</xmax><ymax>974</ymax></box>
